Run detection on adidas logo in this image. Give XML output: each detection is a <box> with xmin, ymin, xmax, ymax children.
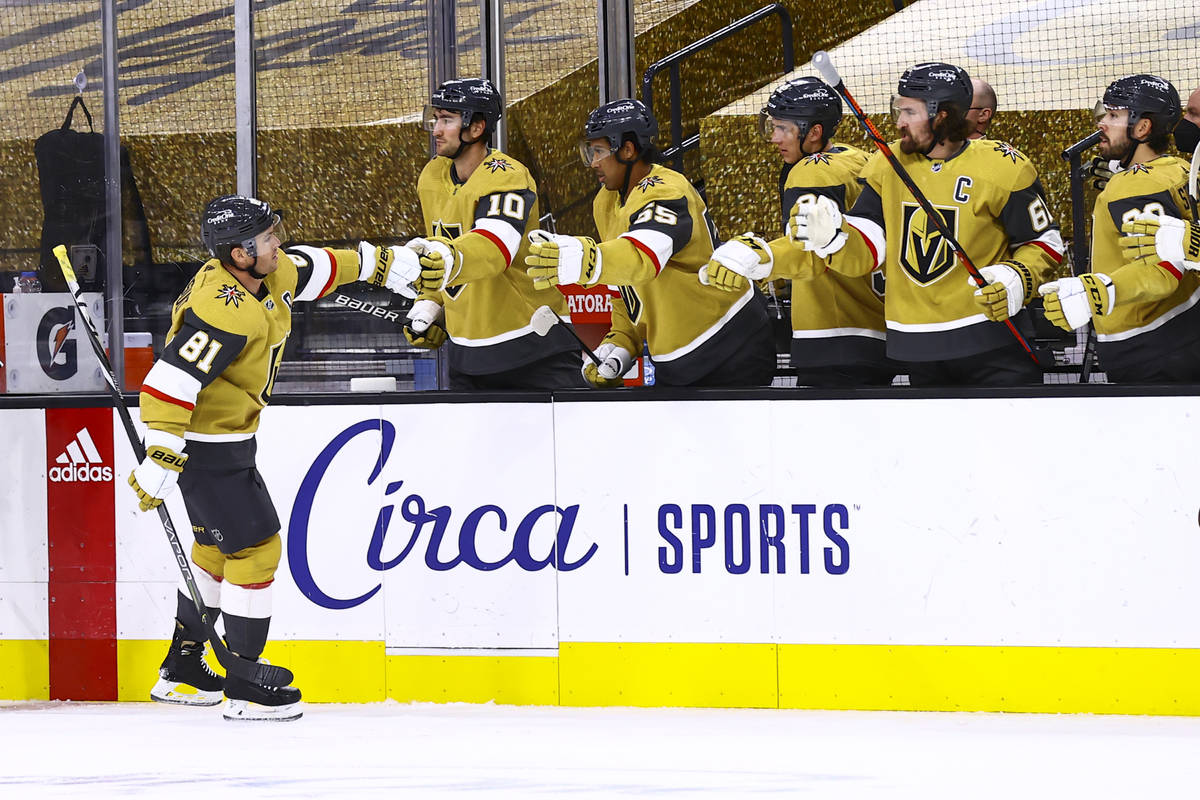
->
<box><xmin>49</xmin><ymin>427</ymin><xmax>113</xmax><ymax>483</ymax></box>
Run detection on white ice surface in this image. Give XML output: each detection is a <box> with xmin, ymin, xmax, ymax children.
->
<box><xmin>2</xmin><ymin>702</ymin><xmax>1199</xmax><ymax>798</ymax></box>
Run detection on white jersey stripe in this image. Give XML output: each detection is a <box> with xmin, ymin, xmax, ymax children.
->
<box><xmin>184</xmin><ymin>431</ymin><xmax>255</xmax><ymax>442</ymax></box>
<box><xmin>288</xmin><ymin>246</ymin><xmax>335</xmax><ymax>302</ymax></box>
<box><xmin>1097</xmin><ymin>283</ymin><xmax>1200</xmax><ymax>343</ymax></box>
<box><xmin>142</xmin><ymin>360</ymin><xmax>202</xmax><ymax>408</ymax></box>
<box><xmin>844</xmin><ymin>214</ymin><xmax>886</xmax><ymax>267</ymax></box>
<box><xmin>653</xmin><ymin>288</ymin><xmax>753</xmax><ymax>362</ymax></box>
<box><xmin>887</xmin><ymin>313</ymin><xmax>990</xmax><ymax>333</ymax></box>
<box><xmin>449</xmin><ymin>314</ymin><xmax>567</xmax><ymax>347</ymax></box>
<box><xmin>620</xmin><ymin>229</ymin><xmax>674</xmax><ymax>272</ymax></box>
<box><xmin>792</xmin><ymin>327</ymin><xmax>886</xmax><ymax>341</ymax></box>
<box><xmin>471</xmin><ymin>217</ymin><xmax>522</xmax><ymax>266</ymax></box>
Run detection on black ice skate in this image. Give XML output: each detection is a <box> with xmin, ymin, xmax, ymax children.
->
<box><xmin>223</xmin><ymin>673</ymin><xmax>303</xmax><ymax>722</ymax></box>
<box><xmin>150</xmin><ymin>633</ymin><xmax>224</xmax><ymax>706</ymax></box>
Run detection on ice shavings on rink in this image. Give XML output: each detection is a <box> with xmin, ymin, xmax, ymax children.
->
<box><xmin>2</xmin><ymin>701</ymin><xmax>1200</xmax><ymax>798</ymax></box>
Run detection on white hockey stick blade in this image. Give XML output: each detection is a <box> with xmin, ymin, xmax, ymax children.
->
<box><xmin>530</xmin><ymin>305</ymin><xmax>560</xmax><ymax>337</ymax></box>
<box><xmin>812</xmin><ymin>51</ymin><xmax>841</xmax><ymax>88</ymax></box>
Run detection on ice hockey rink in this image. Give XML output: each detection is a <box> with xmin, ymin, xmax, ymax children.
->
<box><xmin>3</xmin><ymin>702</ymin><xmax>1200</xmax><ymax>798</ymax></box>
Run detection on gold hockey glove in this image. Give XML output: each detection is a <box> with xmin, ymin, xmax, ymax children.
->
<box><xmin>1120</xmin><ymin>213</ymin><xmax>1200</xmax><ymax>271</ymax></box>
<box><xmin>407</xmin><ymin>236</ymin><xmax>461</xmax><ymax>293</ymax></box>
<box><xmin>1037</xmin><ymin>273</ymin><xmax>1114</xmax><ymax>332</ymax></box>
<box><xmin>525</xmin><ymin>229</ymin><xmax>603</xmax><ymax>289</ymax></box>
<box><xmin>404</xmin><ymin>323</ymin><xmax>447</xmax><ymax>350</ymax></box>
<box><xmin>971</xmin><ymin>261</ymin><xmax>1033</xmax><ymax>322</ymax></box>
<box><xmin>699</xmin><ymin>233</ymin><xmax>772</xmax><ymax>292</ymax></box>
<box><xmin>357</xmin><ymin>241</ymin><xmax>421</xmax><ymax>299</ymax></box>
<box><xmin>582</xmin><ymin>342</ymin><xmax>633</xmax><ymax>388</ymax></box>
<box><xmin>128</xmin><ymin>429</ymin><xmax>188</xmax><ymax>512</ymax></box>
<box><xmin>699</xmin><ymin>262</ymin><xmax>750</xmax><ymax>293</ymax></box>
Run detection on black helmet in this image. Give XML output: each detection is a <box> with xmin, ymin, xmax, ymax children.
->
<box><xmin>201</xmin><ymin>195</ymin><xmax>281</xmax><ymax>261</ymax></box>
<box><xmin>897</xmin><ymin>62</ymin><xmax>972</xmax><ymax>118</ymax></box>
<box><xmin>1102</xmin><ymin>74</ymin><xmax>1181</xmax><ymax>142</ymax></box>
<box><xmin>424</xmin><ymin>78</ymin><xmax>503</xmax><ymax>133</ymax></box>
<box><xmin>583</xmin><ymin>99</ymin><xmax>658</xmax><ymax>154</ymax></box>
<box><xmin>759</xmin><ymin>76</ymin><xmax>842</xmax><ymax>141</ymax></box>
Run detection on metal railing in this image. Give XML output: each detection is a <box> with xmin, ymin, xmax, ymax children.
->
<box><xmin>641</xmin><ymin>3</ymin><xmax>794</xmax><ymax>174</ymax></box>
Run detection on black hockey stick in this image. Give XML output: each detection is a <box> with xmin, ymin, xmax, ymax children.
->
<box><xmin>53</xmin><ymin>245</ymin><xmax>294</xmax><ymax>689</ymax></box>
<box><xmin>1061</xmin><ymin>130</ymin><xmax>1101</xmax><ymax>382</ymax></box>
<box><xmin>530</xmin><ymin>304</ymin><xmax>602</xmax><ymax>365</ymax></box>
<box><xmin>812</xmin><ymin>51</ymin><xmax>1040</xmax><ymax>364</ymax></box>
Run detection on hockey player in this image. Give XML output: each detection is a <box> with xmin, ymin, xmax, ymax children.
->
<box><xmin>791</xmin><ymin>62</ymin><xmax>1064</xmax><ymax>386</ymax></box>
<box><xmin>966</xmin><ymin>78</ymin><xmax>997</xmax><ymax>140</ymax></box>
<box><xmin>1041</xmin><ymin>75</ymin><xmax>1200</xmax><ymax>382</ymax></box>
<box><xmin>1175</xmin><ymin>85</ymin><xmax>1200</xmax><ymax>157</ymax></box>
<box><xmin>523</xmin><ymin>99</ymin><xmax>775</xmax><ymax>388</ymax></box>
<box><xmin>699</xmin><ymin>77</ymin><xmax>895</xmax><ymax>387</ymax></box>
<box><xmin>132</xmin><ymin>195</ymin><xmax>421</xmax><ymax>720</ymax></box>
<box><xmin>408</xmin><ymin>78</ymin><xmax>583</xmax><ymax>389</ymax></box>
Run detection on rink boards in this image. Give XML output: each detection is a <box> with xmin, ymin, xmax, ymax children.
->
<box><xmin>3</xmin><ymin>394</ymin><xmax>1200</xmax><ymax>714</ymax></box>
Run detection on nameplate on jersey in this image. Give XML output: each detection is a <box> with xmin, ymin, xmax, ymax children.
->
<box><xmin>899</xmin><ymin>203</ymin><xmax>959</xmax><ymax>285</ymax></box>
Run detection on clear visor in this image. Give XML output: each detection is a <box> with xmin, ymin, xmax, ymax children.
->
<box><xmin>757</xmin><ymin>112</ymin><xmax>806</xmax><ymax>141</ymax></box>
<box><xmin>1096</xmin><ymin>101</ymin><xmax>1128</xmax><ymax>125</ymax></box>
<box><xmin>578</xmin><ymin>139</ymin><xmax>616</xmax><ymax>166</ymax></box>
<box><xmin>239</xmin><ymin>218</ymin><xmax>282</xmax><ymax>258</ymax></box>
<box><xmin>421</xmin><ymin>105</ymin><xmax>466</xmax><ymax>133</ymax></box>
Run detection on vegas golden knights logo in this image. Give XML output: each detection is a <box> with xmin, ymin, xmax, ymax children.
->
<box><xmin>899</xmin><ymin>203</ymin><xmax>958</xmax><ymax>285</ymax></box>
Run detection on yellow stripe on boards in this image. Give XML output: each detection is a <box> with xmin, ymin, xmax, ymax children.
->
<box><xmin>117</xmin><ymin>640</ymin><xmax>384</xmax><ymax>703</ymax></box>
<box><xmin>559</xmin><ymin>642</ymin><xmax>778</xmax><ymax>708</ymax></box>
<box><xmin>778</xmin><ymin>644</ymin><xmax>1200</xmax><ymax>716</ymax></box>
<box><xmin>386</xmin><ymin>653</ymin><xmax>558</xmax><ymax>706</ymax></box>
<box><xmin>0</xmin><ymin>640</ymin><xmax>49</xmax><ymax>700</ymax></box>
<box><xmin>266</xmin><ymin>640</ymin><xmax>386</xmax><ymax>703</ymax></box>
<box><xmin>41</xmin><ymin>640</ymin><xmax>1200</xmax><ymax>716</ymax></box>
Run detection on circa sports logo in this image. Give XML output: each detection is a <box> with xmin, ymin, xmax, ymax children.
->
<box><xmin>49</xmin><ymin>427</ymin><xmax>113</xmax><ymax>483</ymax></box>
<box><xmin>288</xmin><ymin>419</ymin><xmax>597</xmax><ymax>610</ymax></box>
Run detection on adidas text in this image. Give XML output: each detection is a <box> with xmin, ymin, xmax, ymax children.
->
<box><xmin>49</xmin><ymin>464</ymin><xmax>113</xmax><ymax>482</ymax></box>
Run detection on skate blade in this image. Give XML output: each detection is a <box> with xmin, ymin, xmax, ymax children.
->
<box><xmin>150</xmin><ymin>679</ymin><xmax>224</xmax><ymax>707</ymax></box>
<box><xmin>222</xmin><ymin>698</ymin><xmax>303</xmax><ymax>722</ymax></box>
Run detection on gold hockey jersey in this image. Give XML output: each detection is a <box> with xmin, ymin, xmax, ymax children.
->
<box><xmin>416</xmin><ymin>150</ymin><xmax>576</xmax><ymax>375</ymax></box>
<box><xmin>765</xmin><ymin>144</ymin><xmax>887</xmax><ymax>368</ymax></box>
<box><xmin>1089</xmin><ymin>155</ymin><xmax>1200</xmax><ymax>370</ymax></box>
<box><xmin>140</xmin><ymin>245</ymin><xmax>360</xmax><ymax>441</ymax></box>
<box><xmin>829</xmin><ymin>138</ymin><xmax>1064</xmax><ymax>361</ymax></box>
<box><xmin>594</xmin><ymin>164</ymin><xmax>770</xmax><ymax>385</ymax></box>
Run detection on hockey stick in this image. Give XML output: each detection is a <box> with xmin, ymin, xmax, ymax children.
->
<box><xmin>1061</xmin><ymin>130</ymin><xmax>1102</xmax><ymax>382</ymax></box>
<box><xmin>530</xmin><ymin>304</ymin><xmax>602</xmax><ymax>365</ymax></box>
<box><xmin>811</xmin><ymin>51</ymin><xmax>1040</xmax><ymax>364</ymax></box>
<box><xmin>1188</xmin><ymin>146</ymin><xmax>1199</xmax><ymax>219</ymax></box>
<box><xmin>52</xmin><ymin>245</ymin><xmax>294</xmax><ymax>689</ymax></box>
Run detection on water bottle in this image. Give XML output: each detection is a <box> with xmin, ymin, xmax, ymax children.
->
<box><xmin>642</xmin><ymin>343</ymin><xmax>655</xmax><ymax>386</ymax></box>
<box><xmin>17</xmin><ymin>271</ymin><xmax>41</xmax><ymax>293</ymax></box>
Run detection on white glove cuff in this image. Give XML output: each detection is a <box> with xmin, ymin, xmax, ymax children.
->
<box><xmin>357</xmin><ymin>241</ymin><xmax>378</xmax><ymax>282</ymax></box>
<box><xmin>1094</xmin><ymin>273</ymin><xmax>1116</xmax><ymax>313</ymax></box>
<box><xmin>406</xmin><ymin>298</ymin><xmax>444</xmax><ymax>334</ymax></box>
<box><xmin>712</xmin><ymin>235</ymin><xmax>773</xmax><ymax>280</ymax></box>
<box><xmin>813</xmin><ymin>230</ymin><xmax>848</xmax><ymax>258</ymax></box>
<box><xmin>555</xmin><ymin>237</ymin><xmax>586</xmax><ymax>285</ymax></box>
<box><xmin>144</xmin><ymin>428</ymin><xmax>186</xmax><ymax>454</ymax></box>
<box><xmin>598</xmin><ymin>345</ymin><xmax>634</xmax><ymax>380</ymax></box>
